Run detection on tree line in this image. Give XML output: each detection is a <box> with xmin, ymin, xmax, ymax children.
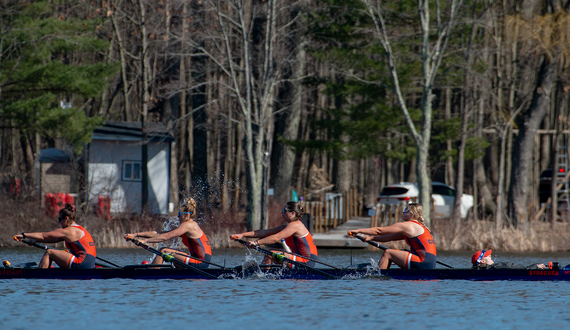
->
<box><xmin>1</xmin><ymin>0</ymin><xmax>569</xmax><ymax>230</ymax></box>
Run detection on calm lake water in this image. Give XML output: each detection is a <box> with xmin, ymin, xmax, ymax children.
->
<box><xmin>1</xmin><ymin>247</ymin><xmax>569</xmax><ymax>330</ymax></box>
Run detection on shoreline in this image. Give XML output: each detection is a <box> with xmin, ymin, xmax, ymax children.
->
<box><xmin>2</xmin><ymin>200</ymin><xmax>569</xmax><ymax>252</ymax></box>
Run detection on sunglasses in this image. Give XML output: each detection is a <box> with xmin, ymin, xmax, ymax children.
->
<box><xmin>403</xmin><ymin>209</ymin><xmax>409</xmax><ymax>214</ymax></box>
<box><xmin>282</xmin><ymin>207</ymin><xmax>294</xmax><ymax>214</ymax></box>
<box><xmin>178</xmin><ymin>211</ymin><xmax>193</xmax><ymax>217</ymax></box>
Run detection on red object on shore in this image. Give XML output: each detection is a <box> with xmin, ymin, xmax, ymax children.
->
<box><xmin>65</xmin><ymin>193</ymin><xmax>74</xmax><ymax>206</ymax></box>
<box><xmin>141</xmin><ymin>260</ymin><xmax>150</xmax><ymax>265</ymax></box>
<box><xmin>97</xmin><ymin>195</ymin><xmax>111</xmax><ymax>220</ymax></box>
<box><xmin>45</xmin><ymin>193</ymin><xmax>75</xmax><ymax>218</ymax></box>
<box><xmin>45</xmin><ymin>193</ymin><xmax>58</xmax><ymax>218</ymax></box>
<box><xmin>11</xmin><ymin>179</ymin><xmax>21</xmax><ymax>198</ymax></box>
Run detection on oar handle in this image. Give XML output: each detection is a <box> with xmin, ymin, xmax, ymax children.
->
<box><xmin>353</xmin><ymin>233</ymin><xmax>454</xmax><ymax>269</ymax></box>
<box><xmin>354</xmin><ymin>234</ymin><xmax>389</xmax><ymax>250</ymax></box>
<box><xmin>15</xmin><ymin>236</ymin><xmax>50</xmax><ymax>250</ymax></box>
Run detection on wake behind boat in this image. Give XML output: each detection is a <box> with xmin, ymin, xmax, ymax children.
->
<box><xmin>2</xmin><ymin>262</ymin><xmax>569</xmax><ymax>281</ymax></box>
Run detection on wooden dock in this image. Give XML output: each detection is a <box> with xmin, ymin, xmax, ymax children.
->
<box><xmin>312</xmin><ymin>216</ymin><xmax>370</xmax><ymax>248</ymax></box>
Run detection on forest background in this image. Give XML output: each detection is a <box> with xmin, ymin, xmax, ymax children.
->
<box><xmin>1</xmin><ymin>0</ymin><xmax>570</xmax><ymax>251</ymax></box>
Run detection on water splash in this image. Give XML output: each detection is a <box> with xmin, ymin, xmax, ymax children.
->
<box><xmin>178</xmin><ymin>172</ymin><xmax>247</xmax><ymax>226</ymax></box>
<box><xmin>157</xmin><ymin>215</ymin><xmax>182</xmax><ymax>249</ymax></box>
<box><xmin>238</xmin><ymin>251</ymin><xmax>282</xmax><ymax>280</ymax></box>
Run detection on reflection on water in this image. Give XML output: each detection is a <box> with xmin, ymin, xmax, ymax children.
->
<box><xmin>0</xmin><ymin>248</ymin><xmax>569</xmax><ymax>329</ymax></box>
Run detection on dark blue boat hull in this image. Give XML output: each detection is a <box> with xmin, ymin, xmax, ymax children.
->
<box><xmin>1</xmin><ymin>266</ymin><xmax>569</xmax><ymax>280</ymax></box>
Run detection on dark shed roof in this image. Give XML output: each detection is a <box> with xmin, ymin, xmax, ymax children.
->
<box><xmin>91</xmin><ymin>121</ymin><xmax>174</xmax><ymax>142</ymax></box>
<box><xmin>39</xmin><ymin>148</ymin><xmax>72</xmax><ymax>163</ymax></box>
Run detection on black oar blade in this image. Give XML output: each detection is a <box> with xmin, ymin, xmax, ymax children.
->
<box><xmin>241</xmin><ymin>259</ymin><xmax>261</xmax><ymax>277</ymax></box>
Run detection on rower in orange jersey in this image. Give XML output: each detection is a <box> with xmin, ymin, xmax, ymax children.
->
<box><xmin>14</xmin><ymin>203</ymin><xmax>97</xmax><ymax>269</ymax></box>
<box><xmin>348</xmin><ymin>202</ymin><xmax>437</xmax><ymax>270</ymax></box>
<box><xmin>230</xmin><ymin>201</ymin><xmax>318</xmax><ymax>268</ymax></box>
<box><xmin>124</xmin><ymin>198</ymin><xmax>212</xmax><ymax>269</ymax></box>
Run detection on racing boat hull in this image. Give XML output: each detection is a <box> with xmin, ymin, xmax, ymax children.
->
<box><xmin>1</xmin><ymin>264</ymin><xmax>569</xmax><ymax>281</ymax></box>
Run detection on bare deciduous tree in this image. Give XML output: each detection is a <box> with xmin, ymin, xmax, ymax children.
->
<box><xmin>361</xmin><ymin>0</ymin><xmax>463</xmax><ymax>226</ymax></box>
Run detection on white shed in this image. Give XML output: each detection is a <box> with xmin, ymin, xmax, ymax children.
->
<box><xmin>86</xmin><ymin>121</ymin><xmax>174</xmax><ymax>215</ymax></box>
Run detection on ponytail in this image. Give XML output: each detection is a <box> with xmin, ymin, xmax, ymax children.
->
<box><xmin>58</xmin><ymin>203</ymin><xmax>76</xmax><ymax>222</ymax></box>
<box><xmin>406</xmin><ymin>203</ymin><xmax>431</xmax><ymax>232</ymax></box>
<box><xmin>181</xmin><ymin>198</ymin><xmax>196</xmax><ymax>219</ymax></box>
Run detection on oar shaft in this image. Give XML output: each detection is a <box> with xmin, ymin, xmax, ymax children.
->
<box><xmin>235</xmin><ymin>239</ymin><xmax>338</xmax><ymax>279</ymax></box>
<box><xmin>169</xmin><ymin>251</ymin><xmax>226</xmax><ymax>269</ymax></box>
<box><xmin>279</xmin><ymin>250</ymin><xmax>341</xmax><ymax>270</ymax></box>
<box><xmin>94</xmin><ymin>256</ymin><xmax>121</xmax><ymax>268</ymax></box>
<box><xmin>354</xmin><ymin>234</ymin><xmax>454</xmax><ymax>269</ymax></box>
<box><xmin>126</xmin><ymin>238</ymin><xmax>217</xmax><ymax>279</ymax></box>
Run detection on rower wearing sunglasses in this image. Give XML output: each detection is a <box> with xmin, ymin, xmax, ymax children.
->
<box><xmin>124</xmin><ymin>198</ymin><xmax>212</xmax><ymax>269</ymax></box>
<box><xmin>14</xmin><ymin>203</ymin><xmax>97</xmax><ymax>269</ymax></box>
<box><xmin>230</xmin><ymin>201</ymin><xmax>318</xmax><ymax>268</ymax></box>
<box><xmin>348</xmin><ymin>202</ymin><xmax>437</xmax><ymax>270</ymax></box>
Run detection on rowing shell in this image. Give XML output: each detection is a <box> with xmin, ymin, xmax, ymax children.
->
<box><xmin>1</xmin><ymin>264</ymin><xmax>570</xmax><ymax>281</ymax></box>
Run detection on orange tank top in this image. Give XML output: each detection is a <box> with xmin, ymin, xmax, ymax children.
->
<box><xmin>284</xmin><ymin>231</ymin><xmax>318</xmax><ymax>259</ymax></box>
<box><xmin>65</xmin><ymin>224</ymin><xmax>96</xmax><ymax>263</ymax></box>
<box><xmin>403</xmin><ymin>220</ymin><xmax>437</xmax><ymax>258</ymax></box>
<box><xmin>181</xmin><ymin>232</ymin><xmax>212</xmax><ymax>261</ymax></box>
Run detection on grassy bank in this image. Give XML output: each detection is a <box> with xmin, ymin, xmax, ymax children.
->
<box><xmin>1</xmin><ymin>199</ymin><xmax>568</xmax><ymax>252</ymax></box>
<box><xmin>432</xmin><ymin>218</ymin><xmax>570</xmax><ymax>252</ymax></box>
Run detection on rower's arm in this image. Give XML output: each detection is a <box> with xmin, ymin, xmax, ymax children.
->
<box><xmin>349</xmin><ymin>227</ymin><xmax>384</xmax><ymax>236</ymax></box>
<box><xmin>257</xmin><ymin>223</ymin><xmax>298</xmax><ymax>245</ymax></box>
<box><xmin>125</xmin><ymin>231</ymin><xmax>158</xmax><ymax>240</ymax></box>
<box><xmin>364</xmin><ymin>223</ymin><xmax>410</xmax><ymax>236</ymax></box>
<box><xmin>144</xmin><ymin>226</ymin><xmax>187</xmax><ymax>243</ymax></box>
<box><xmin>235</xmin><ymin>225</ymin><xmax>287</xmax><ymax>239</ymax></box>
<box><xmin>371</xmin><ymin>233</ymin><xmax>405</xmax><ymax>242</ymax></box>
<box><xmin>26</xmin><ymin>228</ymin><xmax>69</xmax><ymax>243</ymax></box>
<box><xmin>135</xmin><ymin>231</ymin><xmax>158</xmax><ymax>238</ymax></box>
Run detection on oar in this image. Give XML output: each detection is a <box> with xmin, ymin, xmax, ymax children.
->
<box><xmin>169</xmin><ymin>251</ymin><xmax>227</xmax><ymax>269</ymax></box>
<box><xmin>126</xmin><ymin>237</ymin><xmax>218</xmax><ymax>279</ymax></box>
<box><xmin>278</xmin><ymin>249</ymin><xmax>342</xmax><ymax>270</ymax></box>
<box><xmin>14</xmin><ymin>236</ymin><xmax>120</xmax><ymax>268</ymax></box>
<box><xmin>234</xmin><ymin>239</ymin><xmax>339</xmax><ymax>279</ymax></box>
<box><xmin>353</xmin><ymin>234</ymin><xmax>454</xmax><ymax>269</ymax></box>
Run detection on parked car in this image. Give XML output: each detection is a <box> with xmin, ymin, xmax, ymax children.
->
<box><xmin>376</xmin><ymin>182</ymin><xmax>473</xmax><ymax>218</ymax></box>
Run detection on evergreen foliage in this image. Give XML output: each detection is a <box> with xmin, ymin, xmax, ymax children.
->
<box><xmin>0</xmin><ymin>1</ymin><xmax>117</xmax><ymax>152</ymax></box>
<box><xmin>291</xmin><ymin>0</ymin><xmax>470</xmax><ymax>166</ymax></box>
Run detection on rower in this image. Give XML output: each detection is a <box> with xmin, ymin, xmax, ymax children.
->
<box><xmin>347</xmin><ymin>202</ymin><xmax>437</xmax><ymax>270</ymax></box>
<box><xmin>472</xmin><ymin>250</ymin><xmax>551</xmax><ymax>270</ymax></box>
<box><xmin>14</xmin><ymin>203</ymin><xmax>97</xmax><ymax>269</ymax></box>
<box><xmin>124</xmin><ymin>198</ymin><xmax>212</xmax><ymax>269</ymax></box>
<box><xmin>230</xmin><ymin>201</ymin><xmax>318</xmax><ymax>268</ymax></box>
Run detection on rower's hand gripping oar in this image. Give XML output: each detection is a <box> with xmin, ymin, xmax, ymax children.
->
<box><xmin>352</xmin><ymin>234</ymin><xmax>454</xmax><ymax>269</ymax></box>
<box><xmin>126</xmin><ymin>237</ymin><xmax>218</xmax><ymax>279</ymax></box>
<box><xmin>14</xmin><ymin>236</ymin><xmax>121</xmax><ymax>268</ymax></box>
<box><xmin>233</xmin><ymin>239</ymin><xmax>339</xmax><ymax>279</ymax></box>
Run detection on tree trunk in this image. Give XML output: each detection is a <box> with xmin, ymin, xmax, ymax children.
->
<box><xmin>274</xmin><ymin>41</ymin><xmax>305</xmax><ymax>202</ymax></box>
<box><xmin>138</xmin><ymin>0</ymin><xmax>150</xmax><ymax>212</ymax></box>
<box><xmin>445</xmin><ymin>88</ymin><xmax>454</xmax><ymax>187</ymax></box>
<box><xmin>508</xmin><ymin>56</ymin><xmax>556</xmax><ymax>227</ymax></box>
